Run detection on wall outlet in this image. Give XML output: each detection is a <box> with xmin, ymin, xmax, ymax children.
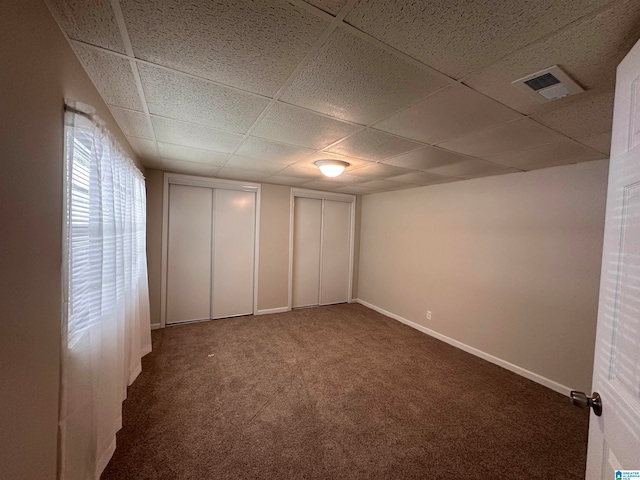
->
<box><xmin>427</xmin><ymin>310</ymin><xmax>432</xmax><ymax>320</ymax></box>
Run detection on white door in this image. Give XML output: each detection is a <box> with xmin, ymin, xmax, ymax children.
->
<box><xmin>292</xmin><ymin>197</ymin><xmax>322</xmax><ymax>308</ymax></box>
<box><xmin>166</xmin><ymin>184</ymin><xmax>212</xmax><ymax>324</ymax></box>
<box><xmin>586</xmin><ymin>38</ymin><xmax>640</xmax><ymax>478</ymax></box>
<box><xmin>320</xmin><ymin>200</ymin><xmax>351</xmax><ymax>305</ymax></box>
<box><xmin>211</xmin><ymin>189</ymin><xmax>256</xmax><ymax>319</ymax></box>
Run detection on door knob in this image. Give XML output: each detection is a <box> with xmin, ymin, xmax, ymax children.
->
<box><xmin>570</xmin><ymin>391</ymin><xmax>602</xmax><ymax>416</ymax></box>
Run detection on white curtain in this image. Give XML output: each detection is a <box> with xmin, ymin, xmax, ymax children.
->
<box><xmin>59</xmin><ymin>101</ymin><xmax>152</xmax><ymax>480</ymax></box>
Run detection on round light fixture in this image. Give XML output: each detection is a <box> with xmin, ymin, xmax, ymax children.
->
<box><xmin>314</xmin><ymin>160</ymin><xmax>350</xmax><ymax>177</ymax></box>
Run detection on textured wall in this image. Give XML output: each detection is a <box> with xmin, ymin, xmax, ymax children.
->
<box><xmin>358</xmin><ymin>160</ymin><xmax>608</xmax><ymax>393</ymax></box>
<box><xmin>0</xmin><ymin>1</ymin><xmax>139</xmax><ymax>478</ymax></box>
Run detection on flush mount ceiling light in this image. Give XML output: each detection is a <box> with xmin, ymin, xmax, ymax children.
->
<box><xmin>315</xmin><ymin>160</ymin><xmax>350</xmax><ymax>177</ymax></box>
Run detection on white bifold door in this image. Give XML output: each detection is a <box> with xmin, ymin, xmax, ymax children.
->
<box><xmin>166</xmin><ymin>184</ymin><xmax>256</xmax><ymax>325</ymax></box>
<box><xmin>292</xmin><ymin>196</ymin><xmax>352</xmax><ymax>308</ymax></box>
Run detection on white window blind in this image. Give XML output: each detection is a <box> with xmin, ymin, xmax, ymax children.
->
<box><xmin>60</xmin><ymin>101</ymin><xmax>151</xmax><ymax>480</ymax></box>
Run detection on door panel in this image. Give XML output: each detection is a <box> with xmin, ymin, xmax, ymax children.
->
<box><xmin>211</xmin><ymin>189</ymin><xmax>256</xmax><ymax>319</ymax></box>
<box><xmin>292</xmin><ymin>197</ymin><xmax>322</xmax><ymax>308</ymax></box>
<box><xmin>166</xmin><ymin>184</ymin><xmax>212</xmax><ymax>324</ymax></box>
<box><xmin>320</xmin><ymin>200</ymin><xmax>351</xmax><ymax>305</ymax></box>
<box><xmin>586</xmin><ymin>38</ymin><xmax>640</xmax><ymax>477</ymax></box>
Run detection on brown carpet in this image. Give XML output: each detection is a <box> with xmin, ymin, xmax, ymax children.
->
<box><xmin>102</xmin><ymin>303</ymin><xmax>588</xmax><ymax>479</ymax></box>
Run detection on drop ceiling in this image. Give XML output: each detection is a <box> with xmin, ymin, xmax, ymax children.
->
<box><xmin>46</xmin><ymin>0</ymin><xmax>640</xmax><ymax>194</ymax></box>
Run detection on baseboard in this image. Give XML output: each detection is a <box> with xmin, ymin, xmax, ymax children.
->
<box><xmin>255</xmin><ymin>306</ymin><xmax>290</xmax><ymax>316</ymax></box>
<box><xmin>355</xmin><ymin>299</ymin><xmax>572</xmax><ymax>397</ymax></box>
<box><xmin>150</xmin><ymin>323</ymin><xmax>161</xmax><ymax>330</ymax></box>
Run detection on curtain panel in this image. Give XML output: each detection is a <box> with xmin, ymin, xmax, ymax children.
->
<box><xmin>59</xmin><ymin>101</ymin><xmax>151</xmax><ymax>479</ymax></box>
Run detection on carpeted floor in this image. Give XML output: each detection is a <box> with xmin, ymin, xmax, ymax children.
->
<box><xmin>102</xmin><ymin>303</ymin><xmax>589</xmax><ymax>479</ymax></box>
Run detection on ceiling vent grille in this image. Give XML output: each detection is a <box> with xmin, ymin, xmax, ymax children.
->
<box><xmin>512</xmin><ymin>65</ymin><xmax>584</xmax><ymax>102</ymax></box>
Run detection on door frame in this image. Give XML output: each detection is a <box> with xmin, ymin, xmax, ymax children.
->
<box><xmin>288</xmin><ymin>188</ymin><xmax>357</xmax><ymax>310</ymax></box>
<box><xmin>160</xmin><ymin>173</ymin><xmax>261</xmax><ymax>328</ymax></box>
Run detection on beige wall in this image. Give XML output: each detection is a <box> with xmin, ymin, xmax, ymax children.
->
<box><xmin>358</xmin><ymin>160</ymin><xmax>608</xmax><ymax>393</ymax></box>
<box><xmin>0</xmin><ymin>1</ymin><xmax>139</xmax><ymax>478</ymax></box>
<box><xmin>145</xmin><ymin>170</ymin><xmax>164</xmax><ymax>326</ymax></box>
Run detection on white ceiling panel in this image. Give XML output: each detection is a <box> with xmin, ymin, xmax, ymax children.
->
<box><xmin>576</xmin><ymin>132</ymin><xmax>612</xmax><ymax>155</ymax></box>
<box><xmin>138</xmin><ymin>64</ymin><xmax>270</xmax><ymax>133</ymax></box>
<box><xmin>382</xmin><ymin>146</ymin><xmax>475</xmax><ymax>172</ymax></box>
<box><xmin>464</xmin><ymin>1</ymin><xmax>640</xmax><ymax>115</ymax></box>
<box><xmin>531</xmin><ymin>92</ymin><xmax>614</xmax><ymax>138</ymax></box>
<box><xmin>297</xmin><ymin>180</ymin><xmax>346</xmax><ymax>192</ymax></box>
<box><xmin>263</xmin><ymin>175</ymin><xmax>314</xmax><ymax>186</ymax></box>
<box><xmin>344</xmin><ymin>0</ymin><xmax>613</xmax><ymax>80</ymax></box>
<box><xmin>277</xmin><ymin>164</ymin><xmax>326</xmax><ymax>180</ymax></box>
<box><xmin>235</xmin><ymin>137</ymin><xmax>315</xmax><ymax>164</ymax></box>
<box><xmin>158</xmin><ymin>143</ymin><xmax>229</xmax><ymax>166</ymax></box>
<box><xmin>225</xmin><ymin>155</ymin><xmax>288</xmax><ymax>174</ymax></box>
<box><xmin>388</xmin><ymin>171</ymin><xmax>454</xmax><ymax>186</ymax></box>
<box><xmin>73</xmin><ymin>44</ymin><xmax>144</xmax><ymax>111</ymax></box>
<box><xmin>127</xmin><ymin>137</ymin><xmax>159</xmax><ymax>159</ymax></box>
<box><xmin>303</xmin><ymin>0</ymin><xmax>348</xmax><ymax>15</ymax></box>
<box><xmin>215</xmin><ymin>168</ymin><xmax>273</xmax><ymax>182</ymax></box>
<box><xmin>47</xmin><ymin>0</ymin><xmax>125</xmax><ymax>53</ymax></box>
<box><xmin>111</xmin><ymin>107</ymin><xmax>153</xmax><ymax>140</ymax></box>
<box><xmin>144</xmin><ymin>158</ymin><xmax>221</xmax><ymax>177</ymax></box>
<box><xmin>151</xmin><ymin>117</ymin><xmax>244</xmax><ymax>153</ymax></box>
<box><xmin>425</xmin><ymin>158</ymin><xmax>517</xmax><ymax>179</ymax></box>
<box><xmin>348</xmin><ymin>179</ymin><xmax>409</xmax><ymax>191</ymax></box>
<box><xmin>252</xmin><ymin>102</ymin><xmax>361</xmax><ymax>149</ymax></box>
<box><xmin>485</xmin><ymin>139</ymin><xmax>605</xmax><ymax>170</ymax></box>
<box><xmin>346</xmin><ymin>162</ymin><xmax>415</xmax><ymax>179</ymax></box>
<box><xmin>374</xmin><ymin>83</ymin><xmax>522</xmax><ymax>144</ymax></box>
<box><xmin>280</xmin><ymin>28</ymin><xmax>450</xmax><ymax>125</ymax></box>
<box><xmin>120</xmin><ymin>0</ymin><xmax>329</xmax><ymax>96</ymax></box>
<box><xmin>326</xmin><ymin>129</ymin><xmax>423</xmax><ymax>161</ymax></box>
<box><xmin>438</xmin><ymin>119</ymin><xmax>566</xmax><ymax>158</ymax></box>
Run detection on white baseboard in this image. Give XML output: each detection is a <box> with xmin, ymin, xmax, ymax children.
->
<box><xmin>150</xmin><ymin>323</ymin><xmax>161</xmax><ymax>330</ymax></box>
<box><xmin>255</xmin><ymin>306</ymin><xmax>290</xmax><ymax>316</ymax></box>
<box><xmin>355</xmin><ymin>299</ymin><xmax>572</xmax><ymax>397</ymax></box>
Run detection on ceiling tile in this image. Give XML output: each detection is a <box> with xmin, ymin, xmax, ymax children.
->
<box><xmin>346</xmin><ymin>163</ymin><xmax>415</xmax><ymax>179</ymax></box>
<box><xmin>127</xmin><ymin>137</ymin><xmax>159</xmax><ymax>159</ymax></box>
<box><xmin>350</xmin><ymin>179</ymin><xmax>409</xmax><ymax>191</ymax></box>
<box><xmin>235</xmin><ymin>137</ymin><xmax>315</xmax><ymax>164</ymax></box>
<box><xmin>277</xmin><ymin>164</ymin><xmax>326</xmax><ymax>180</ymax></box>
<box><xmin>303</xmin><ymin>0</ymin><xmax>348</xmax><ymax>15</ymax></box>
<box><xmin>326</xmin><ymin>129</ymin><xmax>423</xmax><ymax>161</ymax></box>
<box><xmin>47</xmin><ymin>0</ymin><xmax>125</xmax><ymax>52</ymax></box>
<box><xmin>335</xmin><ymin>184</ymin><xmax>381</xmax><ymax>194</ymax></box>
<box><xmin>382</xmin><ymin>146</ymin><xmax>474</xmax><ymax>171</ymax></box>
<box><xmin>345</xmin><ymin>0</ymin><xmax>613</xmax><ymax>79</ymax></box>
<box><xmin>425</xmin><ymin>158</ymin><xmax>517</xmax><ymax>179</ymax></box>
<box><xmin>151</xmin><ymin>117</ymin><xmax>243</xmax><ymax>153</ymax></box>
<box><xmin>252</xmin><ymin>103</ymin><xmax>361</xmax><ymax>149</ymax></box>
<box><xmin>374</xmin><ymin>83</ymin><xmax>521</xmax><ymax>144</ymax></box>
<box><xmin>263</xmin><ymin>175</ymin><xmax>313</xmax><ymax>186</ymax></box>
<box><xmin>120</xmin><ymin>0</ymin><xmax>329</xmax><ymax>96</ymax></box>
<box><xmin>158</xmin><ymin>143</ymin><xmax>229</xmax><ymax>166</ymax></box>
<box><xmin>215</xmin><ymin>168</ymin><xmax>272</xmax><ymax>182</ymax></box>
<box><xmin>138</xmin><ymin>64</ymin><xmax>269</xmax><ymax>133</ymax></box>
<box><xmin>225</xmin><ymin>155</ymin><xmax>288</xmax><ymax>174</ymax></box>
<box><xmin>388</xmin><ymin>171</ymin><xmax>454</xmax><ymax>186</ymax></box>
<box><xmin>464</xmin><ymin>0</ymin><xmax>640</xmax><ymax>114</ymax></box>
<box><xmin>143</xmin><ymin>158</ymin><xmax>221</xmax><ymax>177</ymax></box>
<box><xmin>280</xmin><ymin>28</ymin><xmax>450</xmax><ymax>124</ymax></box>
<box><xmin>576</xmin><ymin>132</ymin><xmax>612</xmax><ymax>155</ymax></box>
<box><xmin>437</xmin><ymin>119</ymin><xmax>566</xmax><ymax>158</ymax></box>
<box><xmin>111</xmin><ymin>107</ymin><xmax>153</xmax><ymax>139</ymax></box>
<box><xmin>485</xmin><ymin>139</ymin><xmax>605</xmax><ymax>170</ymax></box>
<box><xmin>72</xmin><ymin>44</ymin><xmax>144</xmax><ymax>111</ymax></box>
<box><xmin>297</xmin><ymin>180</ymin><xmax>346</xmax><ymax>192</ymax></box>
<box><xmin>531</xmin><ymin>92</ymin><xmax>614</xmax><ymax>138</ymax></box>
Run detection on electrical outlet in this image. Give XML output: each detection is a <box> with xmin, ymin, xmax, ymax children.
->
<box><xmin>427</xmin><ymin>310</ymin><xmax>432</xmax><ymax>320</ymax></box>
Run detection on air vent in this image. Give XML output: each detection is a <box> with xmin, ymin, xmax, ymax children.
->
<box><xmin>512</xmin><ymin>65</ymin><xmax>583</xmax><ymax>102</ymax></box>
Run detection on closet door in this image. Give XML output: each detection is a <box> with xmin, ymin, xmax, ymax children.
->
<box><xmin>320</xmin><ymin>200</ymin><xmax>351</xmax><ymax>305</ymax></box>
<box><xmin>292</xmin><ymin>197</ymin><xmax>322</xmax><ymax>308</ymax></box>
<box><xmin>211</xmin><ymin>189</ymin><xmax>255</xmax><ymax>319</ymax></box>
<box><xmin>166</xmin><ymin>184</ymin><xmax>212</xmax><ymax>324</ymax></box>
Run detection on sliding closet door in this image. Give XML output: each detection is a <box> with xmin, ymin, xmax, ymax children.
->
<box><xmin>211</xmin><ymin>189</ymin><xmax>256</xmax><ymax>319</ymax></box>
<box><xmin>320</xmin><ymin>200</ymin><xmax>351</xmax><ymax>305</ymax></box>
<box><xmin>166</xmin><ymin>184</ymin><xmax>212</xmax><ymax>324</ymax></box>
<box><xmin>292</xmin><ymin>197</ymin><xmax>322</xmax><ymax>308</ymax></box>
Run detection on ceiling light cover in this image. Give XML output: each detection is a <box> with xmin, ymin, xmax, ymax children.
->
<box><xmin>315</xmin><ymin>160</ymin><xmax>350</xmax><ymax>177</ymax></box>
